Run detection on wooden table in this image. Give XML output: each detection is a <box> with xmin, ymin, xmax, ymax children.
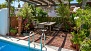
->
<box><xmin>39</xmin><ymin>22</ymin><xmax>56</xmax><ymax>31</ymax></box>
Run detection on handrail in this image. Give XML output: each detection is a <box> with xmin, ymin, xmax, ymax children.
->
<box><xmin>40</xmin><ymin>34</ymin><xmax>43</xmax><ymax>51</ymax></box>
<box><xmin>28</xmin><ymin>31</ymin><xmax>35</xmax><ymax>48</ymax></box>
<box><xmin>28</xmin><ymin>31</ymin><xmax>47</xmax><ymax>51</ymax></box>
<box><xmin>32</xmin><ymin>32</ymin><xmax>35</xmax><ymax>48</ymax></box>
<box><xmin>40</xmin><ymin>30</ymin><xmax>47</xmax><ymax>51</ymax></box>
<box><xmin>28</xmin><ymin>32</ymin><xmax>31</xmax><ymax>48</ymax></box>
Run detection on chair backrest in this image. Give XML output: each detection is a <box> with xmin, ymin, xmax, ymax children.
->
<box><xmin>32</xmin><ymin>19</ymin><xmax>39</xmax><ymax>28</ymax></box>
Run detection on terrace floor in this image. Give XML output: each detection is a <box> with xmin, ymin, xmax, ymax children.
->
<box><xmin>16</xmin><ymin>30</ymin><xmax>76</xmax><ymax>51</ymax></box>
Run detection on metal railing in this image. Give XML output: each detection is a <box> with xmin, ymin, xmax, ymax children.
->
<box><xmin>40</xmin><ymin>29</ymin><xmax>47</xmax><ymax>51</ymax></box>
<box><xmin>28</xmin><ymin>30</ymin><xmax>47</xmax><ymax>51</ymax></box>
<box><xmin>28</xmin><ymin>31</ymin><xmax>35</xmax><ymax>48</ymax></box>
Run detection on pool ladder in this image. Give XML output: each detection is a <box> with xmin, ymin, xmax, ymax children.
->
<box><xmin>40</xmin><ymin>31</ymin><xmax>47</xmax><ymax>51</ymax></box>
<box><xmin>28</xmin><ymin>31</ymin><xmax>47</xmax><ymax>51</ymax></box>
<box><xmin>28</xmin><ymin>31</ymin><xmax>35</xmax><ymax>48</ymax></box>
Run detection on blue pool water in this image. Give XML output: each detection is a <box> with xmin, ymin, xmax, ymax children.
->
<box><xmin>0</xmin><ymin>39</ymin><xmax>40</xmax><ymax>51</ymax></box>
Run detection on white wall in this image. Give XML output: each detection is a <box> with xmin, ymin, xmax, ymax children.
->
<box><xmin>47</xmin><ymin>7</ymin><xmax>57</xmax><ymax>17</ymax></box>
<box><xmin>0</xmin><ymin>8</ymin><xmax>9</xmax><ymax>35</ymax></box>
<box><xmin>48</xmin><ymin>10</ymin><xmax>57</xmax><ymax>17</ymax></box>
<box><xmin>41</xmin><ymin>6</ymin><xmax>57</xmax><ymax>17</ymax></box>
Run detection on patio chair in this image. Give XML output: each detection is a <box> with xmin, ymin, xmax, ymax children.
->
<box><xmin>36</xmin><ymin>24</ymin><xmax>47</xmax><ymax>34</ymax></box>
<box><xmin>38</xmin><ymin>24</ymin><xmax>47</xmax><ymax>30</ymax></box>
<box><xmin>53</xmin><ymin>23</ymin><xmax>63</xmax><ymax>31</ymax></box>
<box><xmin>17</xmin><ymin>31</ymin><xmax>35</xmax><ymax>40</ymax></box>
<box><xmin>32</xmin><ymin>19</ymin><xmax>39</xmax><ymax>31</ymax></box>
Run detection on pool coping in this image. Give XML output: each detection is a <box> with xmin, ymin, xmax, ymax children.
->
<box><xmin>0</xmin><ymin>36</ymin><xmax>75</xmax><ymax>51</ymax></box>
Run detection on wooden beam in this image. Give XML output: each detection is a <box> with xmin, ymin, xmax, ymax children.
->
<box><xmin>36</xmin><ymin>4</ymin><xmax>58</xmax><ymax>7</ymax></box>
<box><xmin>58</xmin><ymin>0</ymin><xmax>62</xmax><ymax>3</ymax></box>
<box><xmin>21</xmin><ymin>0</ymin><xmax>42</xmax><ymax>5</ymax></box>
<box><xmin>50</xmin><ymin>0</ymin><xmax>56</xmax><ymax>5</ymax></box>
<box><xmin>21</xmin><ymin>0</ymin><xmax>36</xmax><ymax>5</ymax></box>
<box><xmin>47</xmin><ymin>0</ymin><xmax>56</xmax><ymax>5</ymax></box>
<box><xmin>38</xmin><ymin>0</ymin><xmax>48</xmax><ymax>5</ymax></box>
<box><xmin>30</xmin><ymin>0</ymin><xmax>42</xmax><ymax>5</ymax></box>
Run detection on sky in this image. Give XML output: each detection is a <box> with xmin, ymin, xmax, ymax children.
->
<box><xmin>71</xmin><ymin>0</ymin><xmax>78</xmax><ymax>3</ymax></box>
<box><xmin>0</xmin><ymin>0</ymin><xmax>78</xmax><ymax>7</ymax></box>
<box><xmin>0</xmin><ymin>0</ymin><xmax>24</xmax><ymax>7</ymax></box>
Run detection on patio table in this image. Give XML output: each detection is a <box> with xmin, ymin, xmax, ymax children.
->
<box><xmin>39</xmin><ymin>22</ymin><xmax>56</xmax><ymax>31</ymax></box>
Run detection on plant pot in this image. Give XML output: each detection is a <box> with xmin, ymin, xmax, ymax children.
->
<box><xmin>71</xmin><ymin>40</ymin><xmax>76</xmax><ymax>49</ymax></box>
<box><xmin>71</xmin><ymin>42</ymin><xmax>76</xmax><ymax>49</ymax></box>
<box><xmin>10</xmin><ymin>32</ymin><xmax>16</xmax><ymax>36</ymax></box>
<box><xmin>76</xmin><ymin>44</ymin><xmax>80</xmax><ymax>51</ymax></box>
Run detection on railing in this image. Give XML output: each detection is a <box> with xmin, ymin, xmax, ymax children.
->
<box><xmin>40</xmin><ymin>29</ymin><xmax>47</xmax><ymax>51</ymax></box>
<box><xmin>28</xmin><ymin>31</ymin><xmax>35</xmax><ymax>48</ymax></box>
<box><xmin>28</xmin><ymin>30</ymin><xmax>47</xmax><ymax>51</ymax></box>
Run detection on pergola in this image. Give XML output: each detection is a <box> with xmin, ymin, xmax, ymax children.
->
<box><xmin>6</xmin><ymin>0</ymin><xmax>63</xmax><ymax>35</ymax></box>
<box><xmin>20</xmin><ymin>0</ymin><xmax>62</xmax><ymax>6</ymax></box>
<box><xmin>7</xmin><ymin>0</ymin><xmax>63</xmax><ymax>18</ymax></box>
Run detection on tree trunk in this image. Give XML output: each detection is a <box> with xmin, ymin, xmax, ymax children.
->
<box><xmin>7</xmin><ymin>0</ymin><xmax>11</xmax><ymax>36</ymax></box>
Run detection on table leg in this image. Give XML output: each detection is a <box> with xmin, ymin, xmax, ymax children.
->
<box><xmin>50</xmin><ymin>26</ymin><xmax>51</xmax><ymax>32</ymax></box>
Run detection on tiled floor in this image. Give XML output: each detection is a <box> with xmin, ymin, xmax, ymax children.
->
<box><xmin>16</xmin><ymin>31</ymin><xmax>75</xmax><ymax>50</ymax></box>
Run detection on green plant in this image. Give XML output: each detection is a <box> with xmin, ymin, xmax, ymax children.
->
<box><xmin>73</xmin><ymin>17</ymin><xmax>82</xmax><ymax>32</ymax></box>
<box><xmin>73</xmin><ymin>7</ymin><xmax>91</xmax><ymax>37</ymax></box>
<box><xmin>71</xmin><ymin>30</ymin><xmax>86</xmax><ymax>44</ymax></box>
<box><xmin>70</xmin><ymin>6</ymin><xmax>91</xmax><ymax>51</ymax></box>
<box><xmin>57</xmin><ymin>3</ymin><xmax>70</xmax><ymax>17</ymax></box>
<box><xmin>10</xmin><ymin>13</ymin><xmax>15</xmax><ymax>17</ymax></box>
<box><xmin>17</xmin><ymin>2</ymin><xmax>33</xmax><ymax>31</ymax></box>
<box><xmin>36</xmin><ymin>7</ymin><xmax>47</xmax><ymax>17</ymax></box>
<box><xmin>25</xmin><ymin>24</ymin><xmax>30</xmax><ymax>30</ymax></box>
<box><xmin>10</xmin><ymin>27</ymin><xmax>17</xmax><ymax>34</ymax></box>
<box><xmin>71</xmin><ymin>30</ymin><xmax>86</xmax><ymax>51</ymax></box>
<box><xmin>17</xmin><ymin>2</ymin><xmax>33</xmax><ymax>19</ymax></box>
<box><xmin>80</xmin><ymin>38</ymin><xmax>91</xmax><ymax>51</ymax></box>
<box><xmin>71</xmin><ymin>32</ymin><xmax>80</xmax><ymax>44</ymax></box>
<box><xmin>57</xmin><ymin>3</ymin><xmax>71</xmax><ymax>31</ymax></box>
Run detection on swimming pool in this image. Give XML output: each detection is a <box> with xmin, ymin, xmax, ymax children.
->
<box><xmin>0</xmin><ymin>39</ymin><xmax>40</xmax><ymax>51</ymax></box>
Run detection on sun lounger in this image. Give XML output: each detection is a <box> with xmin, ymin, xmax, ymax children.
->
<box><xmin>17</xmin><ymin>33</ymin><xmax>34</xmax><ymax>40</ymax></box>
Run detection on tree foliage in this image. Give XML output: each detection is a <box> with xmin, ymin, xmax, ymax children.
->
<box><xmin>0</xmin><ymin>2</ymin><xmax>7</xmax><ymax>8</ymax></box>
<box><xmin>77</xmin><ymin>0</ymin><xmax>82</xmax><ymax>4</ymax></box>
<box><xmin>17</xmin><ymin>2</ymin><xmax>33</xmax><ymax>19</ymax></box>
<box><xmin>5</xmin><ymin>0</ymin><xmax>14</xmax><ymax>3</ymax></box>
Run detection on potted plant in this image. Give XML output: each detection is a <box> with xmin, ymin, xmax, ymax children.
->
<box><xmin>71</xmin><ymin>31</ymin><xmax>80</xmax><ymax>50</ymax></box>
<box><xmin>70</xmin><ymin>5</ymin><xmax>91</xmax><ymax>51</ymax></box>
<box><xmin>80</xmin><ymin>38</ymin><xmax>91</xmax><ymax>51</ymax></box>
<box><xmin>10</xmin><ymin>27</ymin><xmax>17</xmax><ymax>36</ymax></box>
<box><xmin>71</xmin><ymin>30</ymin><xmax>86</xmax><ymax>51</ymax></box>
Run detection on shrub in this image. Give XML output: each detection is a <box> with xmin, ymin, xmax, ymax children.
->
<box><xmin>80</xmin><ymin>38</ymin><xmax>91</xmax><ymax>51</ymax></box>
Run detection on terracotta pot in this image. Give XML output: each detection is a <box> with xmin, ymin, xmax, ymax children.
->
<box><xmin>72</xmin><ymin>44</ymin><xmax>76</xmax><ymax>49</ymax></box>
<box><xmin>76</xmin><ymin>44</ymin><xmax>80</xmax><ymax>51</ymax></box>
<box><xmin>71</xmin><ymin>41</ymin><xmax>76</xmax><ymax>49</ymax></box>
<box><xmin>10</xmin><ymin>32</ymin><xmax>16</xmax><ymax>36</ymax></box>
